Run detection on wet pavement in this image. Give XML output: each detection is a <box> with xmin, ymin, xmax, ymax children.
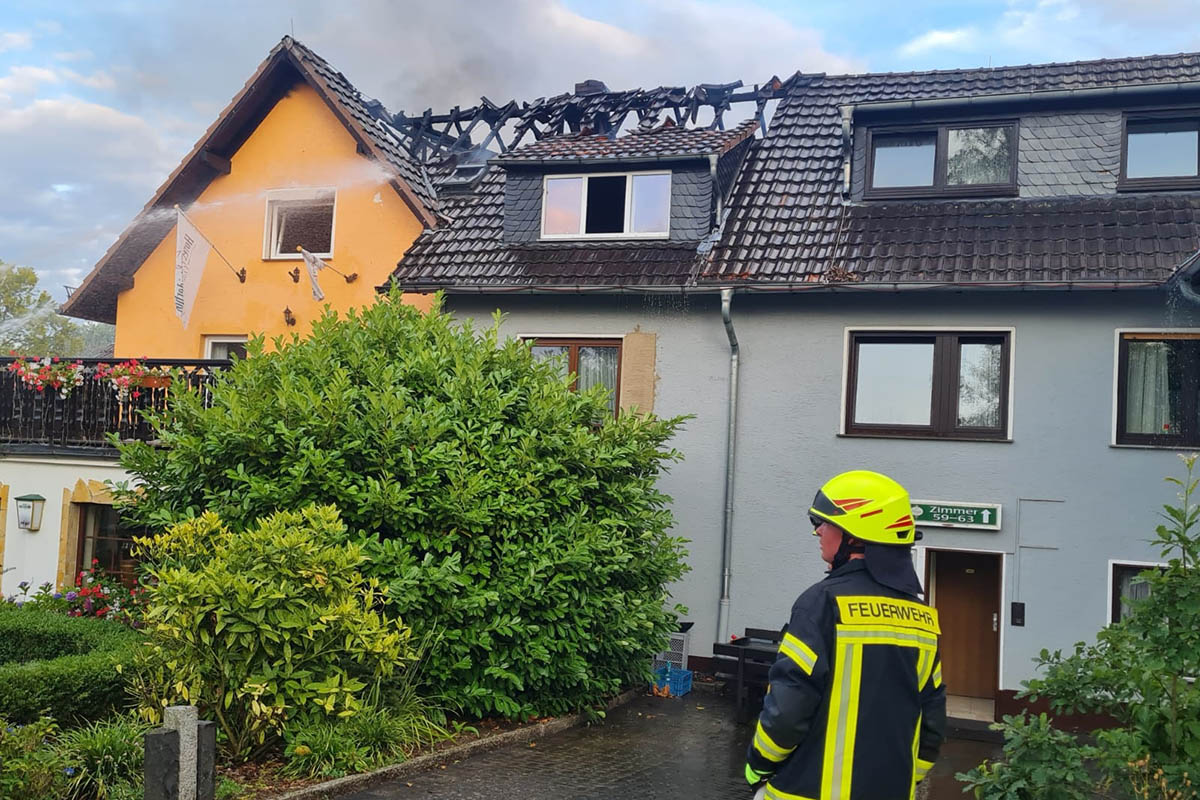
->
<box><xmin>342</xmin><ymin>690</ymin><xmax>1000</xmax><ymax>799</ymax></box>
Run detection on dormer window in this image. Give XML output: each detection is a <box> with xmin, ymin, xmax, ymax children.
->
<box><xmin>865</xmin><ymin>122</ymin><xmax>1017</xmax><ymax>199</ymax></box>
<box><xmin>541</xmin><ymin>171</ymin><xmax>671</xmax><ymax>239</ymax></box>
<box><xmin>1120</xmin><ymin>116</ymin><xmax>1200</xmax><ymax>190</ymax></box>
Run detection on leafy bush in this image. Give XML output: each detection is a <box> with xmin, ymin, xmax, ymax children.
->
<box><xmin>0</xmin><ymin>605</ymin><xmax>137</xmax><ymax>724</ymax></box>
<box><xmin>957</xmin><ymin>713</ymin><xmax>1099</xmax><ymax>800</ymax></box>
<box><xmin>114</xmin><ymin>293</ymin><xmax>689</xmax><ymax>718</ymax></box>
<box><xmin>281</xmin><ymin>719</ymin><xmax>371</xmax><ymax>779</ymax></box>
<box><xmin>962</xmin><ymin>455</ymin><xmax>1200</xmax><ymax>799</ymax></box>
<box><xmin>281</xmin><ymin>705</ymin><xmax>447</xmax><ymax>779</ymax></box>
<box><xmin>5</xmin><ymin>566</ymin><xmax>148</xmax><ymax>627</ymax></box>
<box><xmin>57</xmin><ymin>714</ymin><xmax>150</xmax><ymax>799</ymax></box>
<box><xmin>132</xmin><ymin>505</ymin><xmax>412</xmax><ymax>761</ymax></box>
<box><xmin>0</xmin><ymin>715</ymin><xmax>72</xmax><ymax>799</ymax></box>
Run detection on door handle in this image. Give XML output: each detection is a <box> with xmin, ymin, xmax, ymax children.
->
<box><xmin>992</xmin><ymin>612</ymin><xmax>998</xmax><ymax>632</ymax></box>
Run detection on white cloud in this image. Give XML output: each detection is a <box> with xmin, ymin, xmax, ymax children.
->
<box><xmin>63</xmin><ymin>69</ymin><xmax>116</xmax><ymax>90</ymax></box>
<box><xmin>898</xmin><ymin>28</ymin><xmax>980</xmax><ymax>57</ymax></box>
<box><xmin>0</xmin><ymin>32</ymin><xmax>32</xmax><ymax>53</ymax></box>
<box><xmin>0</xmin><ymin>66</ymin><xmax>61</xmax><ymax>100</ymax></box>
<box><xmin>53</xmin><ymin>49</ymin><xmax>94</xmax><ymax>63</ymax></box>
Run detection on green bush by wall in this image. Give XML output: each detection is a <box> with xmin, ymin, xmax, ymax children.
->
<box><xmin>115</xmin><ymin>293</ymin><xmax>690</xmax><ymax>718</ymax></box>
<box><xmin>0</xmin><ymin>605</ymin><xmax>137</xmax><ymax>724</ymax></box>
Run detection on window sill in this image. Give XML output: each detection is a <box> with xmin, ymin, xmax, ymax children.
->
<box><xmin>1110</xmin><ymin>442</ymin><xmax>1200</xmax><ymax>450</ymax></box>
<box><xmin>538</xmin><ymin>234</ymin><xmax>671</xmax><ymax>242</ymax></box>
<box><xmin>1117</xmin><ymin>178</ymin><xmax>1200</xmax><ymax>192</ymax></box>
<box><xmin>262</xmin><ymin>253</ymin><xmax>333</xmax><ymax>262</ymax></box>
<box><xmin>863</xmin><ymin>185</ymin><xmax>1019</xmax><ymax>201</ymax></box>
<box><xmin>838</xmin><ymin>432</ymin><xmax>1012</xmax><ymax>444</ymax></box>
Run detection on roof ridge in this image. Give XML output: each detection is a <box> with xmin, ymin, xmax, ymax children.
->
<box><xmin>815</xmin><ymin>49</ymin><xmax>1200</xmax><ymax>83</ymax></box>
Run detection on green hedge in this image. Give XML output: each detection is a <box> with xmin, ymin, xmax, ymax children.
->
<box><xmin>0</xmin><ymin>605</ymin><xmax>138</xmax><ymax>724</ymax></box>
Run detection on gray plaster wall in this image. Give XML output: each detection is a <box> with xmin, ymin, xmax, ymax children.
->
<box><xmin>448</xmin><ymin>290</ymin><xmax>1200</xmax><ymax>691</ymax></box>
<box><xmin>502</xmin><ymin>165</ymin><xmax>712</xmax><ymax>244</ymax></box>
<box><xmin>850</xmin><ymin>110</ymin><xmax>1123</xmax><ymax>200</ymax></box>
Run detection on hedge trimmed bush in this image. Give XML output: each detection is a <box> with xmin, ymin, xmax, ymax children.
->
<box><xmin>0</xmin><ymin>605</ymin><xmax>137</xmax><ymax>724</ymax></box>
<box><xmin>114</xmin><ymin>293</ymin><xmax>689</xmax><ymax>718</ymax></box>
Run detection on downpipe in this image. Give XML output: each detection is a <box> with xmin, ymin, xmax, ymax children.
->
<box><xmin>717</xmin><ymin>288</ymin><xmax>740</xmax><ymax>643</ymax></box>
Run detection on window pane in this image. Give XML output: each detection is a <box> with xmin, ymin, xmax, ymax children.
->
<box><xmin>209</xmin><ymin>339</ymin><xmax>247</xmax><ymax>360</ymax></box>
<box><xmin>1114</xmin><ymin>565</ymin><xmax>1153</xmax><ymax>622</ymax></box>
<box><xmin>630</xmin><ymin>173</ymin><xmax>670</xmax><ymax>234</ymax></box>
<box><xmin>1127</xmin><ymin>123</ymin><xmax>1199</xmax><ymax>178</ymax></box>
<box><xmin>854</xmin><ymin>342</ymin><xmax>934</xmax><ymax>425</ymax></box>
<box><xmin>957</xmin><ymin>342</ymin><xmax>1004</xmax><ymax>428</ymax></box>
<box><xmin>578</xmin><ymin>346</ymin><xmax>619</xmax><ymax>415</ymax></box>
<box><xmin>947</xmin><ymin>127</ymin><xmax>1013</xmax><ymax>185</ymax></box>
<box><xmin>871</xmin><ymin>133</ymin><xmax>935</xmax><ymax>188</ymax></box>
<box><xmin>585</xmin><ymin>175</ymin><xmax>627</xmax><ymax>234</ymax></box>
<box><xmin>274</xmin><ymin>195</ymin><xmax>334</xmax><ymax>255</ymax></box>
<box><xmin>530</xmin><ymin>345</ymin><xmax>569</xmax><ymax>380</ymax></box>
<box><xmin>543</xmin><ymin>177</ymin><xmax>583</xmax><ymax>235</ymax></box>
<box><xmin>1125</xmin><ymin>341</ymin><xmax>1179</xmax><ymax>435</ymax></box>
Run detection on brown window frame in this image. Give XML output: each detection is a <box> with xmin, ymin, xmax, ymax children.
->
<box><xmin>75</xmin><ymin>504</ymin><xmax>145</xmax><ymax>588</ymax></box>
<box><xmin>1118</xmin><ymin>111</ymin><xmax>1200</xmax><ymax>192</ymax></box>
<box><xmin>864</xmin><ymin>120</ymin><xmax>1019</xmax><ymax>200</ymax></box>
<box><xmin>527</xmin><ymin>338</ymin><xmax>622</xmax><ymax>414</ymax></box>
<box><xmin>1115</xmin><ymin>332</ymin><xmax>1200</xmax><ymax>447</ymax></box>
<box><xmin>845</xmin><ymin>331</ymin><xmax>1011</xmax><ymax>441</ymax></box>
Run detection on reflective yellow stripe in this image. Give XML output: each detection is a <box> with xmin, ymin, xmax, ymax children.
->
<box><xmin>932</xmin><ymin>661</ymin><xmax>943</xmax><ymax>689</ymax></box>
<box><xmin>917</xmin><ymin>647</ymin><xmax>936</xmax><ymax>688</ymax></box>
<box><xmin>820</xmin><ymin>642</ymin><xmax>858</xmax><ymax>800</ymax></box>
<box><xmin>916</xmin><ymin>758</ymin><xmax>934</xmax><ymax>780</ymax></box>
<box><xmin>835</xmin><ymin>624</ymin><xmax>938</xmax><ymax>651</ymax></box>
<box><xmin>764</xmin><ymin>784</ymin><xmax>817</xmax><ymax>800</ymax></box>
<box><xmin>779</xmin><ymin>632</ymin><xmax>818</xmax><ymax>675</ymax></box>
<box><xmin>753</xmin><ymin>721</ymin><xmax>795</xmax><ymax>763</ymax></box>
<box><xmin>839</xmin><ymin>644</ymin><xmax>864</xmax><ymax>799</ymax></box>
<box><xmin>910</xmin><ymin>713</ymin><xmax>923</xmax><ymax>799</ymax></box>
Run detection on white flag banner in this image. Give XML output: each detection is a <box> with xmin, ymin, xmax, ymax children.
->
<box><xmin>300</xmin><ymin>247</ymin><xmax>326</xmax><ymax>301</ymax></box>
<box><xmin>174</xmin><ymin>209</ymin><xmax>211</xmax><ymax>328</ymax></box>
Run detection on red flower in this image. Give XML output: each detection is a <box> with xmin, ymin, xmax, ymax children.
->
<box><xmin>92</xmin><ymin>558</ymin><xmax>99</xmax><ymax>566</ymax></box>
<box><xmin>132</xmin><ymin>390</ymin><xmax>141</xmax><ymax>399</ymax></box>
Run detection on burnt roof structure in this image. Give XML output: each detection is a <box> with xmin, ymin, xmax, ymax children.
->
<box><xmin>391</xmin><ymin>50</ymin><xmax>1200</xmax><ymax>294</ymax></box>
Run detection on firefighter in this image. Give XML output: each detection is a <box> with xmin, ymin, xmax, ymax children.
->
<box><xmin>744</xmin><ymin>470</ymin><xmax>946</xmax><ymax>800</ymax></box>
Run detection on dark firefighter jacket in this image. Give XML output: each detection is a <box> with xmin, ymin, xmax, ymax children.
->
<box><xmin>746</xmin><ymin>559</ymin><xmax>947</xmax><ymax>800</ymax></box>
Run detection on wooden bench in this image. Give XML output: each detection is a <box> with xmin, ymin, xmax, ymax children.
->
<box><xmin>711</xmin><ymin>627</ymin><xmax>784</xmax><ymax>723</ymax></box>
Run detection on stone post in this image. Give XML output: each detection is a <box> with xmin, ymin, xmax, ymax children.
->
<box><xmin>143</xmin><ymin>706</ymin><xmax>216</xmax><ymax>800</ymax></box>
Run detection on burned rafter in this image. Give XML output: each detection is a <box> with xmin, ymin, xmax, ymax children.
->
<box><xmin>379</xmin><ymin>76</ymin><xmax>787</xmax><ymax>166</ymax></box>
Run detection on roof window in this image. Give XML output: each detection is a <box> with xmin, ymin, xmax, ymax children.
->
<box><xmin>865</xmin><ymin>122</ymin><xmax>1017</xmax><ymax>199</ymax></box>
<box><xmin>541</xmin><ymin>171</ymin><xmax>671</xmax><ymax>239</ymax></box>
<box><xmin>1120</xmin><ymin>117</ymin><xmax>1200</xmax><ymax>190</ymax></box>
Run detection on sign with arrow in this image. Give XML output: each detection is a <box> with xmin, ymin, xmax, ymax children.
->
<box><xmin>910</xmin><ymin>500</ymin><xmax>1002</xmax><ymax>531</ymax></box>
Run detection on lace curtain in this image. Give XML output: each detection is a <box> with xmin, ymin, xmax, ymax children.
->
<box><xmin>1126</xmin><ymin>342</ymin><xmax>1173</xmax><ymax>435</ymax></box>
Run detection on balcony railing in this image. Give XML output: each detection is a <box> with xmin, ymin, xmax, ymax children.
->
<box><xmin>0</xmin><ymin>358</ymin><xmax>228</xmax><ymax>452</ymax></box>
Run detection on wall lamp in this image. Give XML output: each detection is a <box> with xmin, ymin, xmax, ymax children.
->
<box><xmin>15</xmin><ymin>494</ymin><xmax>45</xmax><ymax>532</ymax></box>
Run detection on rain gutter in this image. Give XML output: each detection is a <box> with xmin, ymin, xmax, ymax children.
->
<box><xmin>1168</xmin><ymin>248</ymin><xmax>1200</xmax><ymax>305</ymax></box>
<box><xmin>391</xmin><ymin>279</ymin><xmax>1166</xmax><ymax>295</ymax></box>
<box><xmin>717</xmin><ymin>287</ymin><xmax>739</xmax><ymax>643</ymax></box>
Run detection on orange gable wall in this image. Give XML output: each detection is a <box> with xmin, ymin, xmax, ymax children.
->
<box><xmin>113</xmin><ymin>81</ymin><xmax>432</xmax><ymax>358</ymax></box>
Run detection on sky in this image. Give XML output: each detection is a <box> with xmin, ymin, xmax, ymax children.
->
<box><xmin>2</xmin><ymin>0</ymin><xmax>1200</xmax><ymax>301</ymax></box>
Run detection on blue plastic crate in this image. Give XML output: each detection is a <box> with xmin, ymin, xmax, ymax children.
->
<box><xmin>651</xmin><ymin>665</ymin><xmax>693</xmax><ymax>697</ymax></box>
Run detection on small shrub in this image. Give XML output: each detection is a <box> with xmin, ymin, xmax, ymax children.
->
<box><xmin>281</xmin><ymin>720</ymin><xmax>371</xmax><ymax>779</ymax></box>
<box><xmin>215</xmin><ymin>776</ymin><xmax>245</xmax><ymax>800</ymax></box>
<box><xmin>957</xmin><ymin>713</ymin><xmax>1098</xmax><ymax>800</ymax></box>
<box><xmin>0</xmin><ymin>606</ymin><xmax>137</xmax><ymax>724</ymax></box>
<box><xmin>0</xmin><ymin>715</ymin><xmax>72</xmax><ymax>799</ymax></box>
<box><xmin>57</xmin><ymin>714</ymin><xmax>150</xmax><ymax>800</ymax></box>
<box><xmin>133</xmin><ymin>506</ymin><xmax>412</xmax><ymax>761</ymax></box>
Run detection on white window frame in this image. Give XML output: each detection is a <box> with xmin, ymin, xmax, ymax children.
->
<box><xmin>262</xmin><ymin>187</ymin><xmax>337</xmax><ymax>260</ymax></box>
<box><xmin>1110</xmin><ymin>327</ymin><xmax>1200</xmax><ymax>447</ymax></box>
<box><xmin>839</xmin><ymin>325</ymin><xmax>1017</xmax><ymax>440</ymax></box>
<box><xmin>539</xmin><ymin>171</ymin><xmax>671</xmax><ymax>240</ymax></box>
<box><xmin>1106</xmin><ymin>559</ymin><xmax>1167</xmax><ymax>626</ymax></box>
<box><xmin>203</xmin><ymin>335</ymin><xmax>248</xmax><ymax>360</ymax></box>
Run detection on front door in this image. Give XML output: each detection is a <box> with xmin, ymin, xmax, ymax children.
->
<box><xmin>929</xmin><ymin>550</ymin><xmax>1000</xmax><ymax>699</ymax></box>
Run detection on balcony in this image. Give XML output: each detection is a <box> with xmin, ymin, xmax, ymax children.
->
<box><xmin>0</xmin><ymin>358</ymin><xmax>227</xmax><ymax>454</ymax></box>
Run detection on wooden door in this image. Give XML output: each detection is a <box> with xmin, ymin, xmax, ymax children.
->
<box><xmin>931</xmin><ymin>550</ymin><xmax>1000</xmax><ymax>699</ymax></box>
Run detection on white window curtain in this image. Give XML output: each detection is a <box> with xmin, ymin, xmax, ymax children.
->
<box><xmin>1126</xmin><ymin>342</ymin><xmax>1173</xmax><ymax>434</ymax></box>
<box><xmin>1116</xmin><ymin>567</ymin><xmax>1153</xmax><ymax>622</ymax></box>
<box><xmin>578</xmin><ymin>346</ymin><xmax>619</xmax><ymax>415</ymax></box>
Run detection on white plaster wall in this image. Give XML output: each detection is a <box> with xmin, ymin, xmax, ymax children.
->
<box><xmin>0</xmin><ymin>457</ymin><xmax>130</xmax><ymax>595</ymax></box>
